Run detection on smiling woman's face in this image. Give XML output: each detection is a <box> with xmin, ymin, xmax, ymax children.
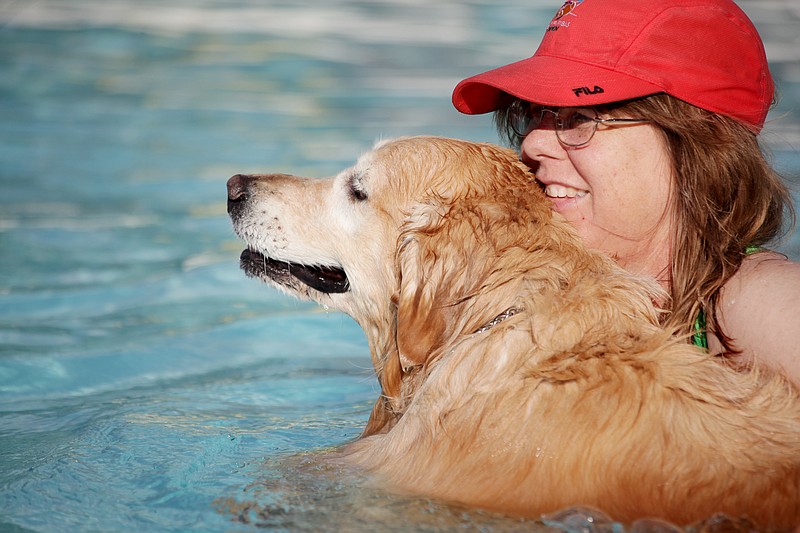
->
<box><xmin>519</xmin><ymin>112</ymin><xmax>675</xmax><ymax>281</ymax></box>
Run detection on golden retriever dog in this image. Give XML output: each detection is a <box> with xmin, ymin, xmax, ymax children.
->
<box><xmin>226</xmin><ymin>136</ymin><xmax>800</xmax><ymax>529</ymax></box>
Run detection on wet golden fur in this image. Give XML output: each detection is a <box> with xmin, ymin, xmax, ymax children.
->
<box><xmin>228</xmin><ymin>137</ymin><xmax>800</xmax><ymax>528</ymax></box>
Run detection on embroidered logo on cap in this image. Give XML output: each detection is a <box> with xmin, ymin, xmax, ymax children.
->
<box><xmin>554</xmin><ymin>0</ymin><xmax>585</xmax><ymax>20</ymax></box>
<box><xmin>547</xmin><ymin>0</ymin><xmax>586</xmax><ymax>30</ymax></box>
<box><xmin>572</xmin><ymin>86</ymin><xmax>605</xmax><ymax>97</ymax></box>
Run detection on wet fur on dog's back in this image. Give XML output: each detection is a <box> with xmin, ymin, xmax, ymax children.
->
<box><xmin>227</xmin><ymin>137</ymin><xmax>800</xmax><ymax>528</ymax></box>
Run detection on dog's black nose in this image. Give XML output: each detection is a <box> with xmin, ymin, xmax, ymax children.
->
<box><xmin>227</xmin><ymin>174</ymin><xmax>253</xmax><ymax>215</ymax></box>
<box><xmin>227</xmin><ymin>174</ymin><xmax>251</xmax><ymax>202</ymax></box>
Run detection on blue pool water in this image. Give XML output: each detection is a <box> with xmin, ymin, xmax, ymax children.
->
<box><xmin>1</xmin><ymin>1</ymin><xmax>799</xmax><ymax>531</ymax></box>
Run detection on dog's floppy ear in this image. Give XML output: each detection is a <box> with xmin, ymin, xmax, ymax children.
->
<box><xmin>394</xmin><ymin>200</ymin><xmax>465</xmax><ymax>369</ymax></box>
<box><xmin>361</xmin><ymin>203</ymin><xmax>451</xmax><ymax>436</ymax></box>
<box><xmin>392</xmin><ymin>186</ymin><xmax>543</xmax><ymax>370</ymax></box>
<box><xmin>395</xmin><ymin>253</ymin><xmax>447</xmax><ymax>370</ymax></box>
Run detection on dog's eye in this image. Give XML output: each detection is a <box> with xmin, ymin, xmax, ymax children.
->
<box><xmin>348</xmin><ymin>174</ymin><xmax>368</xmax><ymax>202</ymax></box>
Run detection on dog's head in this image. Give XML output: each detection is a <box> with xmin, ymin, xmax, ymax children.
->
<box><xmin>228</xmin><ymin>136</ymin><xmax>539</xmax><ymax>313</ymax></box>
<box><xmin>227</xmin><ymin>136</ymin><xmax>617</xmax><ymax>432</ymax></box>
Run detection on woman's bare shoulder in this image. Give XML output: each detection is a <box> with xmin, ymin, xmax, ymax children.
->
<box><xmin>713</xmin><ymin>251</ymin><xmax>800</xmax><ymax>387</ymax></box>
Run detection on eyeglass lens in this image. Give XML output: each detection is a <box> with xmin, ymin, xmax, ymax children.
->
<box><xmin>510</xmin><ymin>103</ymin><xmax>598</xmax><ymax>146</ymax></box>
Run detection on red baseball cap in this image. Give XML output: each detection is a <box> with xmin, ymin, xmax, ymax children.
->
<box><xmin>452</xmin><ymin>0</ymin><xmax>773</xmax><ymax>131</ymax></box>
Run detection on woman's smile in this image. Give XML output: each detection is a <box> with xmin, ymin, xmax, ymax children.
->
<box><xmin>542</xmin><ymin>183</ymin><xmax>588</xmax><ymax>199</ymax></box>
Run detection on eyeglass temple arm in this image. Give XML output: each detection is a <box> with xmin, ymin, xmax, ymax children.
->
<box><xmin>596</xmin><ymin>117</ymin><xmax>650</xmax><ymax>124</ymax></box>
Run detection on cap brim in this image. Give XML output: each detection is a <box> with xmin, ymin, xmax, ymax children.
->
<box><xmin>452</xmin><ymin>55</ymin><xmax>665</xmax><ymax>114</ymax></box>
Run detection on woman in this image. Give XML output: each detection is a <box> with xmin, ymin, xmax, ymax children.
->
<box><xmin>452</xmin><ymin>0</ymin><xmax>800</xmax><ymax>386</ymax></box>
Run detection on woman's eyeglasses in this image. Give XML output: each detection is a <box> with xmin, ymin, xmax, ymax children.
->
<box><xmin>507</xmin><ymin>100</ymin><xmax>651</xmax><ymax>147</ymax></box>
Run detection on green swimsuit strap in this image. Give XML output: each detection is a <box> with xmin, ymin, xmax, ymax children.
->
<box><xmin>691</xmin><ymin>245</ymin><xmax>763</xmax><ymax>350</ymax></box>
<box><xmin>692</xmin><ymin>308</ymin><xmax>708</xmax><ymax>349</ymax></box>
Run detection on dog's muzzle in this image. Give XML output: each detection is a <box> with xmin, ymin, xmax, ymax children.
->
<box><xmin>226</xmin><ymin>174</ymin><xmax>350</xmax><ymax>294</ymax></box>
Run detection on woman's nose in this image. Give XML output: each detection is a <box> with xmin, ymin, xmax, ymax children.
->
<box><xmin>519</xmin><ymin>123</ymin><xmax>564</xmax><ymax>167</ymax></box>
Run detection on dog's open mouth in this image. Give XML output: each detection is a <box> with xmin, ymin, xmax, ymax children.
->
<box><xmin>240</xmin><ymin>248</ymin><xmax>350</xmax><ymax>294</ymax></box>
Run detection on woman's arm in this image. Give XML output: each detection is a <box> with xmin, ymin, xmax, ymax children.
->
<box><xmin>710</xmin><ymin>251</ymin><xmax>800</xmax><ymax>388</ymax></box>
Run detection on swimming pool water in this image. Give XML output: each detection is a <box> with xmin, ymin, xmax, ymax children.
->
<box><xmin>1</xmin><ymin>1</ymin><xmax>799</xmax><ymax>531</ymax></box>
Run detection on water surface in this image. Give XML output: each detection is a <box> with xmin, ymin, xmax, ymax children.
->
<box><xmin>1</xmin><ymin>1</ymin><xmax>798</xmax><ymax>531</ymax></box>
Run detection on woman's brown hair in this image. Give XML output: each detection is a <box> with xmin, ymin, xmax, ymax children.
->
<box><xmin>495</xmin><ymin>94</ymin><xmax>795</xmax><ymax>353</ymax></box>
